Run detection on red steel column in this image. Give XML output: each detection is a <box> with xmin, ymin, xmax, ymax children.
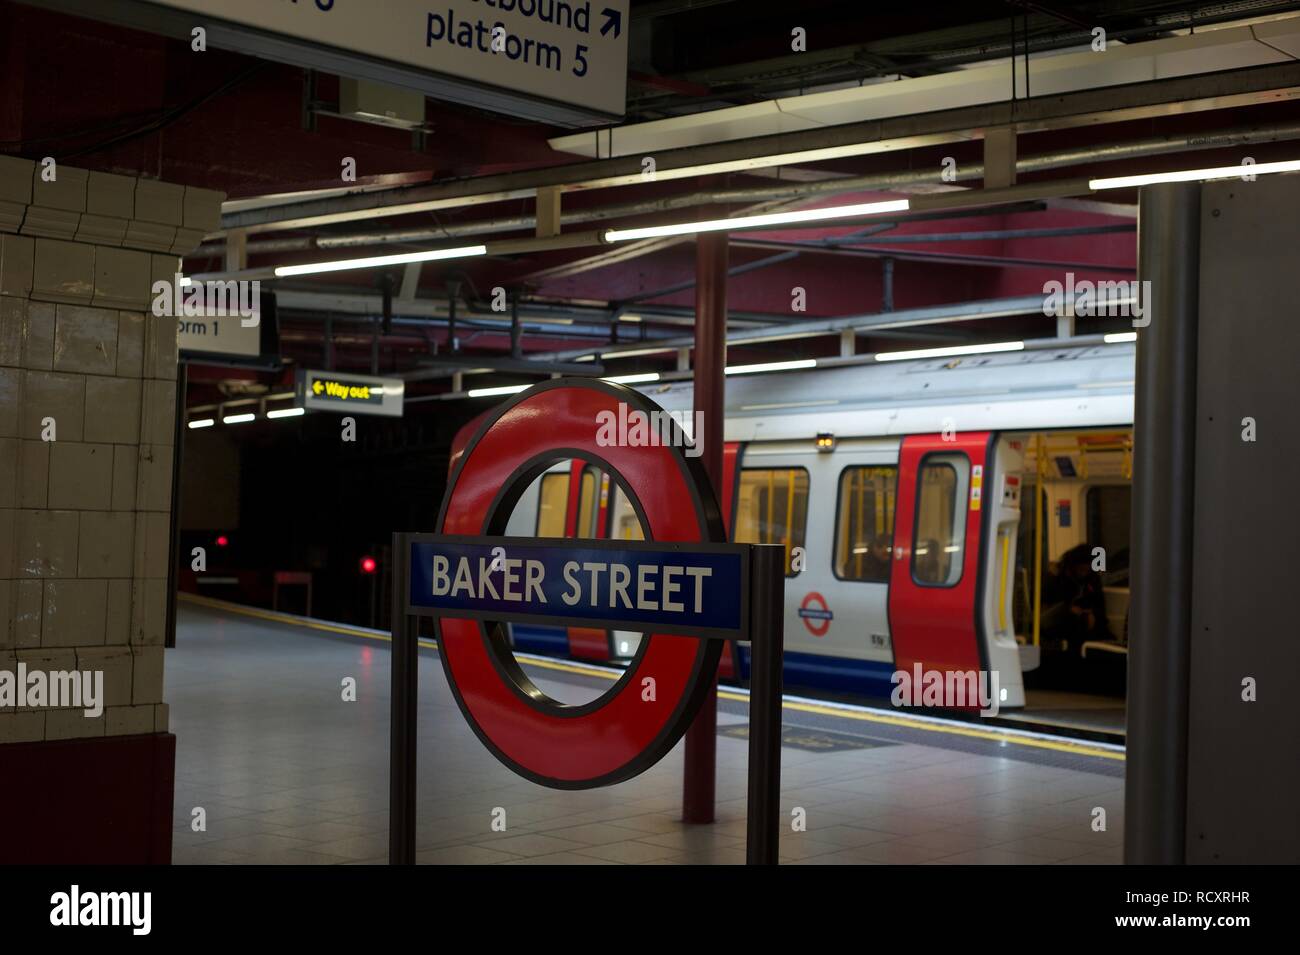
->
<box><xmin>682</xmin><ymin>232</ymin><xmax>727</xmax><ymax>824</ymax></box>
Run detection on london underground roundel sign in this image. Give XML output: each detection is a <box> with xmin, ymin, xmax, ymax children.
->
<box><xmin>429</xmin><ymin>379</ymin><xmax>730</xmax><ymax>789</ymax></box>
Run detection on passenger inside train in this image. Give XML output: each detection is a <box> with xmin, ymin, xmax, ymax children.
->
<box><xmin>1039</xmin><ymin>542</ymin><xmax>1114</xmax><ymax>676</ymax></box>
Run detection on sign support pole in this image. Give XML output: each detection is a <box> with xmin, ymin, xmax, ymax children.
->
<box><xmin>683</xmin><ymin>230</ymin><xmax>728</xmax><ymax>825</ymax></box>
<box><xmin>389</xmin><ymin>533</ymin><xmax>417</xmax><ymax>865</ymax></box>
<box><xmin>745</xmin><ymin>544</ymin><xmax>785</xmax><ymax>865</ymax></box>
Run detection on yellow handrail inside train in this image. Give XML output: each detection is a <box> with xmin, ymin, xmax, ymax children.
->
<box><xmin>784</xmin><ymin>469</ymin><xmax>796</xmax><ymax>571</ymax></box>
<box><xmin>855</xmin><ymin>469</ymin><xmax>865</xmax><ymax>577</ymax></box>
<box><xmin>999</xmin><ymin>529</ymin><xmax>1010</xmax><ymax>632</ymax></box>
<box><xmin>765</xmin><ymin>469</ymin><xmax>774</xmax><ymax>545</ymax></box>
<box><xmin>1033</xmin><ymin>438</ymin><xmax>1046</xmax><ymax>648</ymax></box>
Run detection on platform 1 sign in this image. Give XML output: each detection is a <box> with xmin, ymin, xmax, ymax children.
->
<box><xmin>177</xmin><ymin>313</ymin><xmax>262</xmax><ymax>358</ymax></box>
<box><xmin>148</xmin><ymin>0</ymin><xmax>629</xmax><ymax>123</ymax></box>
<box><xmin>295</xmin><ymin>369</ymin><xmax>405</xmax><ymax>417</ymax></box>
<box><xmin>408</xmin><ymin>536</ymin><xmax>748</xmax><ymax>638</ymax></box>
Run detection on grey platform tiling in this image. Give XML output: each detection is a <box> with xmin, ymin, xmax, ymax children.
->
<box><xmin>167</xmin><ymin>603</ymin><xmax>1124</xmax><ymax>865</ymax></box>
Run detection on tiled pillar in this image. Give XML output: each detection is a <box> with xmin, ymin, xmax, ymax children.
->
<box><xmin>0</xmin><ymin>155</ymin><xmax>222</xmax><ymax>863</ymax></box>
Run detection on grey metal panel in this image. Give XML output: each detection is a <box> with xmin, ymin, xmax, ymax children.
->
<box><xmin>1185</xmin><ymin>174</ymin><xmax>1300</xmax><ymax>864</ymax></box>
<box><xmin>1125</xmin><ymin>183</ymin><xmax>1201</xmax><ymax>865</ymax></box>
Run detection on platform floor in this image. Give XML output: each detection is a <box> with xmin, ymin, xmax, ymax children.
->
<box><xmin>1009</xmin><ymin>689</ymin><xmax>1127</xmax><ymax>737</ymax></box>
<box><xmin>168</xmin><ymin>600</ymin><xmax>1126</xmax><ymax>865</ymax></box>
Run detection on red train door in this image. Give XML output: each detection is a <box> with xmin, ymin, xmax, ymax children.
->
<box><xmin>888</xmin><ymin>432</ymin><xmax>992</xmax><ymax>695</ymax></box>
<box><xmin>717</xmin><ymin>442</ymin><xmax>742</xmax><ymax>679</ymax></box>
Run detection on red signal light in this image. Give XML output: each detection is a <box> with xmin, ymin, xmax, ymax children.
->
<box><xmin>216</xmin><ymin>535</ymin><xmax>229</xmax><ymax>547</ymax></box>
<box><xmin>361</xmin><ymin>556</ymin><xmax>377</xmax><ymax>574</ymax></box>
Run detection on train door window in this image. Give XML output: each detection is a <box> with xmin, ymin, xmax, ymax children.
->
<box><xmin>535</xmin><ymin>472</ymin><xmax>569</xmax><ymax>538</ymax></box>
<box><xmin>735</xmin><ymin>468</ymin><xmax>809</xmax><ymax>577</ymax></box>
<box><xmin>912</xmin><ymin>454</ymin><xmax>969</xmax><ymax>587</ymax></box>
<box><xmin>607</xmin><ymin>484</ymin><xmax>645</xmax><ymax>540</ymax></box>
<box><xmin>834</xmin><ymin>466</ymin><xmax>898</xmax><ymax>582</ymax></box>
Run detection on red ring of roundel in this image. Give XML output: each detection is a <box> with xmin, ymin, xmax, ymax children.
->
<box><xmin>435</xmin><ymin>380</ymin><xmax>723</xmax><ymax>788</ymax></box>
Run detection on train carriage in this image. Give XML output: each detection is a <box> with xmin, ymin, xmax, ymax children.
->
<box><xmin>460</xmin><ymin>340</ymin><xmax>1137</xmax><ymax>710</ymax></box>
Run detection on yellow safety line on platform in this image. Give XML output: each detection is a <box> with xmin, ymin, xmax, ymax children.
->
<box><xmin>763</xmin><ymin>697</ymin><xmax>1125</xmax><ymax>761</ymax></box>
<box><xmin>181</xmin><ymin>593</ymin><xmax>1124</xmax><ymax>761</ymax></box>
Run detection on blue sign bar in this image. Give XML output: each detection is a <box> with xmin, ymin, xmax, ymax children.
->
<box><xmin>407</xmin><ymin>536</ymin><xmax>747</xmax><ymax>638</ymax></box>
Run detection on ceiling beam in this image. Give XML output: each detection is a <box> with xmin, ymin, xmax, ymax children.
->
<box><xmin>403</xmin><ymin>354</ymin><xmax>605</xmax><ymax>380</ymax></box>
<box><xmin>218</xmin><ymin>61</ymin><xmax>1300</xmax><ymax>235</ymax></box>
<box><xmin>530</xmin><ymin>293</ymin><xmax>1059</xmax><ymax>363</ymax></box>
<box><xmin>729</xmin><ymin>238</ymin><xmax>1136</xmax><ymax>273</ymax></box>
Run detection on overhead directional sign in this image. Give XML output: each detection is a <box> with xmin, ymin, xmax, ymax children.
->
<box><xmin>177</xmin><ymin>313</ymin><xmax>261</xmax><ymax>358</ymax></box>
<box><xmin>146</xmin><ymin>0</ymin><xmax>629</xmax><ymax>123</ymax></box>
<box><xmin>176</xmin><ymin>289</ymin><xmax>279</xmax><ymax>364</ymax></box>
<box><xmin>295</xmin><ymin>369</ymin><xmax>405</xmax><ymax>417</ymax></box>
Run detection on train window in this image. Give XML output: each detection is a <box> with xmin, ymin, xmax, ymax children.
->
<box><xmin>735</xmin><ymin>468</ymin><xmax>810</xmax><ymax>577</ymax></box>
<box><xmin>607</xmin><ymin>484</ymin><xmax>646</xmax><ymax>541</ymax></box>
<box><xmin>912</xmin><ymin>454</ymin><xmax>969</xmax><ymax>587</ymax></box>
<box><xmin>834</xmin><ymin>466</ymin><xmax>898</xmax><ymax>582</ymax></box>
<box><xmin>535</xmin><ymin>472</ymin><xmax>569</xmax><ymax>538</ymax></box>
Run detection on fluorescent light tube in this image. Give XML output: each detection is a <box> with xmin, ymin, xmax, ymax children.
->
<box><xmin>274</xmin><ymin>245</ymin><xmax>487</xmax><ymax>277</ymax></box>
<box><xmin>467</xmin><ymin>384</ymin><xmax>530</xmax><ymax>397</ymax></box>
<box><xmin>604</xmin><ymin>199</ymin><xmax>910</xmax><ymax>242</ymax></box>
<box><xmin>599</xmin><ymin>347</ymin><xmax>676</xmax><ymax>359</ymax></box>
<box><xmin>875</xmin><ymin>341</ymin><xmax>1024</xmax><ymax>362</ymax></box>
<box><xmin>602</xmin><ymin>373</ymin><xmax>661</xmax><ymax>384</ymax></box>
<box><xmin>741</xmin><ymin>399</ymin><xmax>840</xmax><ymax>411</ymax></box>
<box><xmin>724</xmin><ymin>359</ymin><xmax>818</xmax><ymax>375</ymax></box>
<box><xmin>1090</xmin><ymin>160</ymin><xmax>1300</xmax><ymax>191</ymax></box>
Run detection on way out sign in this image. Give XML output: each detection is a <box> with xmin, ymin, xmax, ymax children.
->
<box><xmin>390</xmin><ymin>379</ymin><xmax>785</xmax><ymax>864</ymax></box>
<box><xmin>295</xmin><ymin>369</ymin><xmax>405</xmax><ymax>417</ymax></box>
